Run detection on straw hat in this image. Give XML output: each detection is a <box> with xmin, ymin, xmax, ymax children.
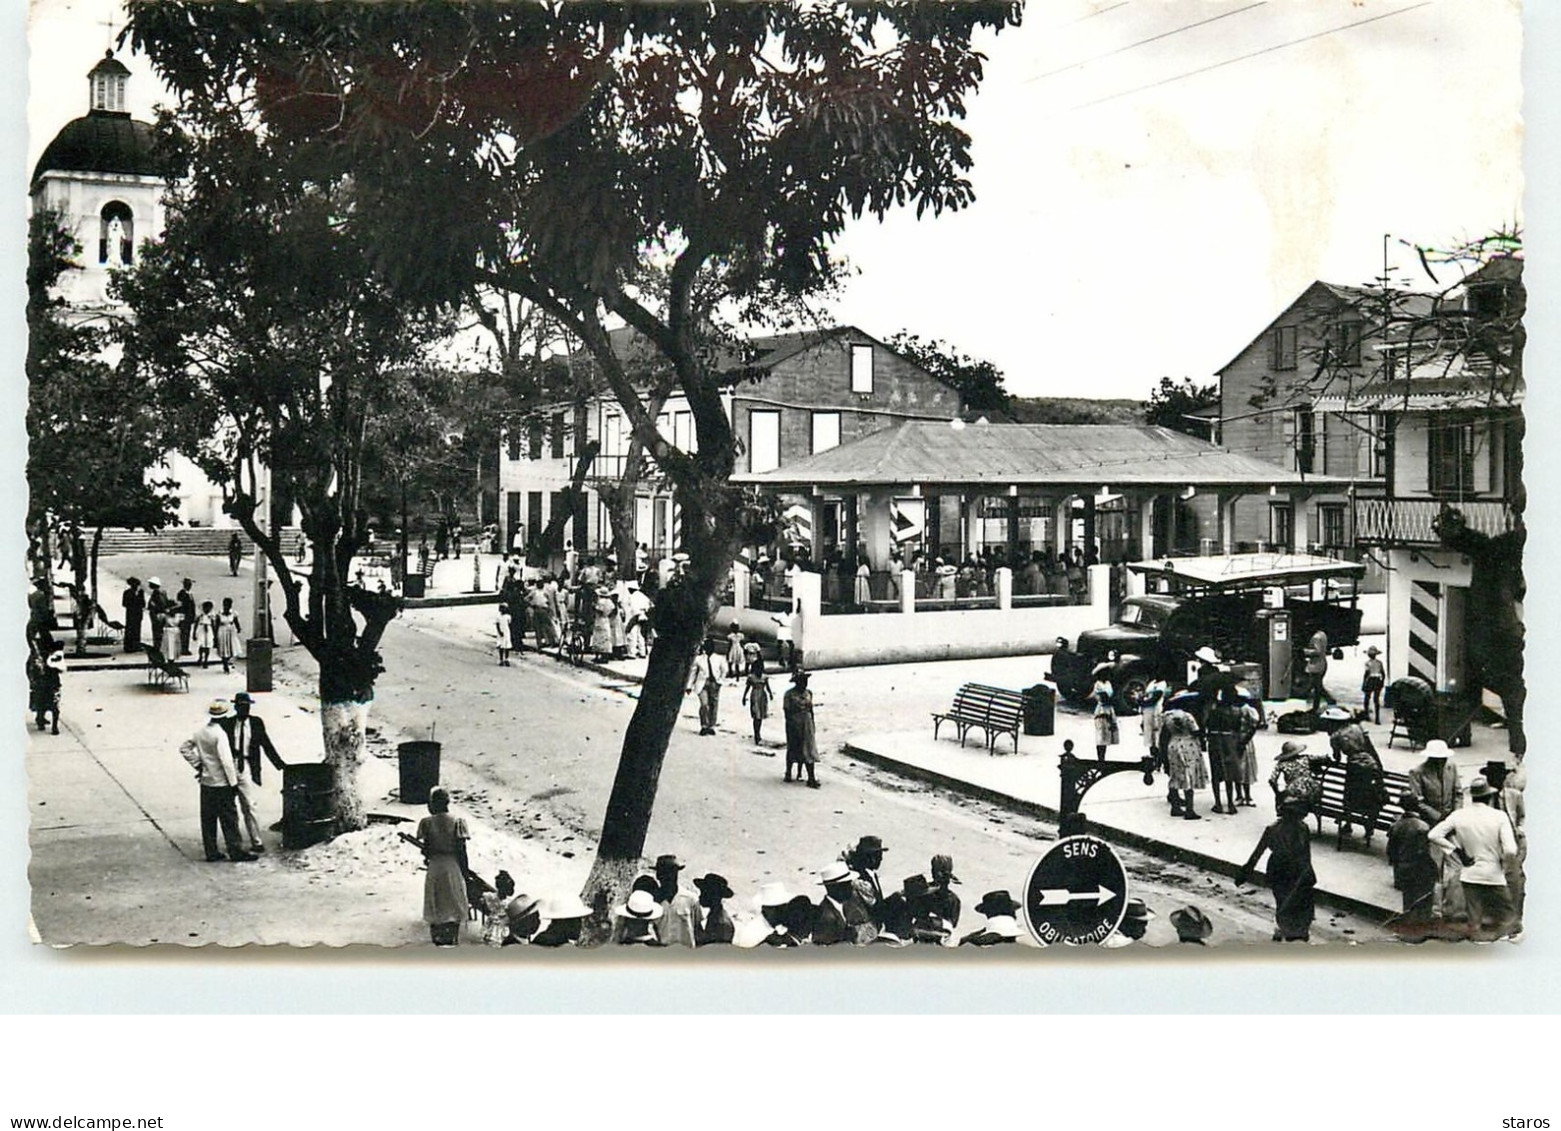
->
<box><xmin>755</xmin><ymin>882</ymin><xmax>794</xmax><ymax>909</ymax></box>
<box><xmin>616</xmin><ymin>890</ymin><xmax>664</xmax><ymax>920</ymax></box>
<box><xmin>207</xmin><ymin>699</ymin><xmax>233</xmax><ymax>719</ymax></box>
<box><xmin>539</xmin><ymin>895</ymin><xmax>592</xmax><ymax>921</ymax></box>
<box><xmin>817</xmin><ymin>862</ymin><xmax>858</xmax><ymax>886</ymax></box>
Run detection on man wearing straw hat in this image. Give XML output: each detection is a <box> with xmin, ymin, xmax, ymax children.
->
<box><xmin>179</xmin><ymin>699</ymin><xmax>253</xmax><ymax>863</ymax></box>
<box><xmin>812</xmin><ymin>862</ymin><xmax>874</xmax><ymax>945</ymax></box>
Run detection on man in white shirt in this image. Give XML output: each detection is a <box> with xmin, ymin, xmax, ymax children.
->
<box><xmin>180</xmin><ymin>700</ymin><xmax>252</xmax><ymax>862</ymax></box>
<box><xmin>1429</xmin><ymin>775</ymin><xmax>1519</xmax><ymax>941</ymax></box>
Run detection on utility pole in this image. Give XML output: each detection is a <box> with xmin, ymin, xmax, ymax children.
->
<box><xmin>247</xmin><ymin>461</ymin><xmax>274</xmax><ymax>692</ymax></box>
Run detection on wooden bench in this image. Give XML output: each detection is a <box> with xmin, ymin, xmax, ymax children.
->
<box><xmin>142</xmin><ymin>644</ymin><xmax>190</xmax><ymax>693</ymax></box>
<box><xmin>1312</xmin><ymin>761</ymin><xmax>1412</xmax><ymax>849</ymax></box>
<box><xmin>931</xmin><ymin>683</ymin><xmax>1026</xmax><ymax>755</ymax></box>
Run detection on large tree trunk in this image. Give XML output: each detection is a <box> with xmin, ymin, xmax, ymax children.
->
<box><xmin>317</xmin><ymin>639</ymin><xmax>379</xmax><ymax>833</ymax></box>
<box><xmin>599</xmin><ymin>478</ymin><xmax>640</xmax><ymax>576</ymax></box>
<box><xmin>579</xmin><ymin>510</ymin><xmax>729</xmax><ymax>942</ymax></box>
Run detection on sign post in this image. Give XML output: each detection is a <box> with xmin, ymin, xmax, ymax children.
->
<box><xmin>1022</xmin><ymin>835</ymin><xmax>1129</xmax><ymax>946</ymax></box>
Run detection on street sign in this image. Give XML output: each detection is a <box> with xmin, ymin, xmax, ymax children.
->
<box><xmin>1021</xmin><ymin>835</ymin><xmax>1129</xmax><ymax>946</ymax></box>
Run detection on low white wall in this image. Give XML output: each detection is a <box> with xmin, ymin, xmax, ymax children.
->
<box><xmin>794</xmin><ymin>564</ymin><xmax>1112</xmax><ymax>670</ymax></box>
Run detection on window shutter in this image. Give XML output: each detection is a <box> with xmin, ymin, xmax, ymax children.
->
<box><xmin>1281</xmin><ymin>411</ymin><xmax>1297</xmax><ymax>471</ymax></box>
<box><xmin>1354</xmin><ymin>415</ymin><xmax>1373</xmax><ymax>476</ymax></box>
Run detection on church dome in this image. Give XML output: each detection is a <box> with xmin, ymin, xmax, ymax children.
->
<box><xmin>33</xmin><ymin>112</ymin><xmax>161</xmax><ymax>184</ymax></box>
<box><xmin>32</xmin><ymin>51</ymin><xmax>162</xmax><ymax>187</ymax></box>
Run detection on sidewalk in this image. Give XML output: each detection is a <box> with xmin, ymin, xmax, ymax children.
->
<box><xmin>27</xmin><ymin>641</ymin><xmax>588</xmax><ymax>947</ymax></box>
<box><xmin>843</xmin><ymin>701</ymin><xmax>1513</xmax><ymax>918</ymax></box>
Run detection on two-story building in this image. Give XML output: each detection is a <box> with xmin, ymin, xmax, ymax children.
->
<box><xmin>1318</xmin><ymin>257</ymin><xmax>1523</xmax><ymax>697</ymax></box>
<box><xmin>497</xmin><ymin>326</ymin><xmax>963</xmax><ymax>559</ymax></box>
<box><xmin>1215</xmin><ymin>280</ymin><xmax>1429</xmax><ymax>562</ymax></box>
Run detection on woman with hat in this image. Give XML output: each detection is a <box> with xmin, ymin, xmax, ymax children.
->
<box><xmin>1361</xmin><ymin>644</ymin><xmax>1386</xmax><ymax>724</ymax></box>
<box><xmin>1268</xmin><ymin>741</ymin><xmax>1321</xmax><ymax>815</ymax></box>
<box><xmin>692</xmin><ymin>873</ymin><xmax>736</xmax><ymax>945</ymax></box>
<box><xmin>1236</xmin><ymin>798</ymin><xmax>1318</xmax><ymax>941</ymax></box>
<box><xmin>614</xmin><ymin>890</ymin><xmax>666</xmax><ymax>946</ymax></box>
<box><xmin>530</xmin><ymin>895</ymin><xmax>592</xmax><ymax>947</ymax></box>
<box><xmin>783</xmin><ymin>670</ymin><xmax>820</xmax><ymax>787</ymax></box>
<box><xmin>959</xmin><ymin>891</ymin><xmax>1022</xmax><ymax>946</ymax></box>
<box><xmin>414</xmin><ymin>787</ymin><xmax>470</xmax><ymax>946</ymax></box>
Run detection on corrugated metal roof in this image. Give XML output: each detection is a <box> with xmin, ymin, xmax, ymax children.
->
<box><xmin>736</xmin><ymin>421</ymin><xmax>1343</xmax><ymax>489</ymax></box>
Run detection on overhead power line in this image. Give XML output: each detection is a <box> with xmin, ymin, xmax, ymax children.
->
<box><xmin>1066</xmin><ymin>1</ymin><xmax>1433</xmax><ymax>113</ymax></box>
<box><xmin>1025</xmin><ymin>2</ymin><xmax>1268</xmax><ymax>84</ymax></box>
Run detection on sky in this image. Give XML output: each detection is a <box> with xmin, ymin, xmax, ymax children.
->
<box><xmin>26</xmin><ymin>0</ymin><xmax>1524</xmax><ymax>400</ymax></box>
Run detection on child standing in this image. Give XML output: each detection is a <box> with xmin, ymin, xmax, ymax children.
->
<box><xmin>743</xmin><ymin>657</ymin><xmax>773</xmax><ymax>745</ymax></box>
<box><xmin>1361</xmin><ymin>645</ymin><xmax>1386</xmax><ymax>724</ymax></box>
<box><xmin>214</xmin><ymin>598</ymin><xmax>241</xmax><ymax>674</ymax></box>
<box><xmin>193</xmin><ymin>601</ymin><xmax>217</xmax><ymax>668</ymax></box>
<box><xmin>495</xmin><ymin>604</ymin><xmax>512</xmax><ymax>667</ymax></box>
<box><xmin>724</xmin><ymin>621</ymin><xmax>746</xmax><ymax>683</ymax></box>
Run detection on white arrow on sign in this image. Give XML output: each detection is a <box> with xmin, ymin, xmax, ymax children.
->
<box><xmin>1035</xmin><ymin>884</ymin><xmax>1118</xmax><ymax>907</ymax></box>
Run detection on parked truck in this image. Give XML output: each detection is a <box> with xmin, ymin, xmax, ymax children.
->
<box><xmin>1049</xmin><ymin>553</ymin><xmax>1365</xmax><ymax>710</ymax></box>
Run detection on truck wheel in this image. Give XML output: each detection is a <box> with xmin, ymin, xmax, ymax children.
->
<box><xmin>1117</xmin><ymin>673</ymin><xmax>1148</xmax><ymax>715</ymax></box>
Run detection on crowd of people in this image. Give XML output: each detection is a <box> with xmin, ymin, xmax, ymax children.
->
<box><xmin>1109</xmin><ymin>645</ymin><xmax>1527</xmax><ymax>944</ymax></box>
<box><xmin>489</xmin><ymin>542</ymin><xmax>672</xmax><ymax>664</ymax></box>
<box><xmin>408</xmin><ymin>819</ymin><xmax>1219</xmax><ymax>950</ymax></box>
<box><xmin>118</xmin><ymin>574</ymin><xmax>246</xmax><ymax>672</ymax></box>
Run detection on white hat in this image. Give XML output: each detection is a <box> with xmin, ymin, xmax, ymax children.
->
<box><xmin>1422</xmin><ymin>739</ymin><xmax>1451</xmax><ymax>759</ymax></box>
<box><xmin>755</xmin><ymin>882</ymin><xmax>793</xmax><ymax>909</ymax></box>
<box><xmin>539</xmin><ymin>895</ymin><xmax>592</xmax><ymax>921</ymax></box>
<box><xmin>148</xmin><ymin>577</ymin><xmax>162</xmax><ymax>587</ymax></box>
<box><xmin>1195</xmin><ymin>646</ymin><xmax>1220</xmax><ymax>664</ymax></box>
<box><xmin>985</xmin><ymin>917</ymin><xmax>1021</xmax><ymax>940</ymax></box>
<box><xmin>616</xmin><ymin>890</ymin><xmax>664</xmax><ymax>920</ymax></box>
<box><xmin>817</xmin><ymin>862</ymin><xmax>858</xmax><ymax>886</ymax></box>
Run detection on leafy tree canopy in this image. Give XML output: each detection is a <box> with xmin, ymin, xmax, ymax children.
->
<box><xmin>26</xmin><ymin>211</ymin><xmax>180</xmax><ymax>539</ymax></box>
<box><xmin>886</xmin><ymin>330</ymin><xmax>1010</xmax><ymax>416</ymax></box>
<box><xmin>1145</xmin><ymin>376</ymin><xmax>1219</xmax><ymax>437</ymax></box>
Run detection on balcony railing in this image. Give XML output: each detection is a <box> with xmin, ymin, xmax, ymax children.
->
<box><xmin>1354</xmin><ymin>496</ymin><xmax>1517</xmax><ymax>546</ymax></box>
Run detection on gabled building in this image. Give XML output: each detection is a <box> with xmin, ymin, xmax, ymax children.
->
<box><xmin>496</xmin><ymin>326</ymin><xmax>963</xmax><ymax>558</ymax></box>
<box><xmin>1215</xmin><ymin>280</ymin><xmax>1402</xmax><ymax>557</ymax></box>
<box><xmin>1317</xmin><ymin>256</ymin><xmax>1523</xmax><ymax>697</ymax></box>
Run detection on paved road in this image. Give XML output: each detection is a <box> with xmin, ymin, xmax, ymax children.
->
<box><xmin>92</xmin><ymin>553</ymin><xmax>1385</xmax><ymax>945</ymax></box>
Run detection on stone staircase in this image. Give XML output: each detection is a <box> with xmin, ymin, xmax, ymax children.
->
<box><xmin>94</xmin><ymin>527</ymin><xmax>304</xmax><ymax>556</ymax></box>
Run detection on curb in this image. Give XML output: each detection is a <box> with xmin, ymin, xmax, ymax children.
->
<box><xmin>842</xmin><ymin>740</ymin><xmax>1395</xmax><ymax>924</ymax></box>
<box><xmin>402</xmin><ymin>592</ymin><xmax>501</xmax><ymax>609</ymax></box>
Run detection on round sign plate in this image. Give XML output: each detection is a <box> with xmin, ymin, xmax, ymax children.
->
<box><xmin>1021</xmin><ymin>835</ymin><xmax>1129</xmax><ymax>946</ymax></box>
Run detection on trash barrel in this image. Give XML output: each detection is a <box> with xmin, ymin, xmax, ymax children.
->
<box><xmin>281</xmin><ymin>763</ymin><xmax>337</xmax><ymax>850</ymax></box>
<box><xmin>398</xmin><ymin>741</ymin><xmax>441</xmax><ymax>806</ymax></box>
<box><xmin>403</xmin><ymin>574</ymin><xmax>426</xmax><ymax>599</ymax></box>
<box><xmin>1023</xmin><ymin>684</ymin><xmax>1056</xmax><ymax>737</ymax></box>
